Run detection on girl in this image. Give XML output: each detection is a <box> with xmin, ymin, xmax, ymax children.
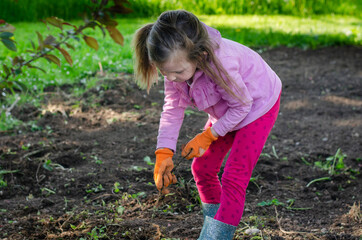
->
<box><xmin>133</xmin><ymin>10</ymin><xmax>281</xmax><ymax>239</ymax></box>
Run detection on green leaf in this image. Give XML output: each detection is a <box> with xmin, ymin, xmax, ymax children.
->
<box><xmin>44</xmin><ymin>54</ymin><xmax>61</xmax><ymax>67</ymax></box>
<box><xmin>1</xmin><ymin>38</ymin><xmax>17</xmax><ymax>51</ymax></box>
<box><xmin>46</xmin><ymin>17</ymin><xmax>63</xmax><ymax>30</ymax></box>
<box><xmin>2</xmin><ymin>64</ymin><xmax>10</xmax><ymax>76</ymax></box>
<box><xmin>0</xmin><ymin>32</ymin><xmax>13</xmax><ymax>38</ymax></box>
<box><xmin>143</xmin><ymin>156</ymin><xmax>154</xmax><ymax>166</ymax></box>
<box><xmin>43</xmin><ymin>160</ymin><xmax>53</xmax><ymax>171</ymax></box>
<box><xmin>26</xmin><ymin>64</ymin><xmax>46</xmax><ymax>73</ymax></box>
<box><xmin>12</xmin><ymin>80</ymin><xmax>27</xmax><ymax>92</ymax></box>
<box><xmin>117</xmin><ymin>206</ymin><xmax>125</xmax><ymax>215</ymax></box>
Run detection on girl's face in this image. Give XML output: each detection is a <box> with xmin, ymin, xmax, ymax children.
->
<box><xmin>155</xmin><ymin>50</ymin><xmax>197</xmax><ymax>83</ymax></box>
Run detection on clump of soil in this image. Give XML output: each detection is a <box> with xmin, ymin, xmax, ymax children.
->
<box><xmin>0</xmin><ymin>46</ymin><xmax>361</xmax><ymax>239</ymax></box>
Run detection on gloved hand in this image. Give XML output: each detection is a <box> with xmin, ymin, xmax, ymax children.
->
<box><xmin>154</xmin><ymin>148</ymin><xmax>177</xmax><ymax>194</ymax></box>
<box><xmin>181</xmin><ymin>127</ymin><xmax>218</xmax><ymax>160</ymax></box>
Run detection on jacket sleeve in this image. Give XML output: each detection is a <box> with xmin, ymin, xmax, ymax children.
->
<box><xmin>211</xmin><ymin>60</ymin><xmax>253</xmax><ymax>136</ymax></box>
<box><xmin>157</xmin><ymin>79</ymin><xmax>186</xmax><ymax>151</ymax></box>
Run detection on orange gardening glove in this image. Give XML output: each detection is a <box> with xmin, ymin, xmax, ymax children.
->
<box><xmin>154</xmin><ymin>148</ymin><xmax>177</xmax><ymax>194</ymax></box>
<box><xmin>181</xmin><ymin>127</ymin><xmax>218</xmax><ymax>160</ymax></box>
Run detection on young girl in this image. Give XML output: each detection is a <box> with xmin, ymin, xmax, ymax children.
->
<box><xmin>133</xmin><ymin>10</ymin><xmax>281</xmax><ymax>239</ymax></box>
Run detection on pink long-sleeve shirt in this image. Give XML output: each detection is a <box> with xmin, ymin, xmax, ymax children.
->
<box><xmin>157</xmin><ymin>24</ymin><xmax>282</xmax><ymax>151</ymax></box>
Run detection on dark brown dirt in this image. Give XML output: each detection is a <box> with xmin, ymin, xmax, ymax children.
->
<box><xmin>0</xmin><ymin>46</ymin><xmax>361</xmax><ymax>240</ymax></box>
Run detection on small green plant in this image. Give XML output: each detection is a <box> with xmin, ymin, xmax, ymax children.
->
<box><xmin>257</xmin><ymin>198</ymin><xmax>311</xmax><ymax>210</ymax></box>
<box><xmin>113</xmin><ymin>182</ymin><xmax>122</xmax><ymax>193</ymax></box>
<box><xmin>41</xmin><ymin>187</ymin><xmax>56</xmax><ymax>197</ymax></box>
<box><xmin>91</xmin><ymin>155</ymin><xmax>103</xmax><ymax>165</ymax></box>
<box><xmin>21</xmin><ymin>144</ymin><xmax>30</xmax><ymax>150</ymax></box>
<box><xmin>133</xmin><ymin>104</ymin><xmax>142</xmax><ymax>110</ymax></box>
<box><xmin>0</xmin><ymin>169</ymin><xmax>19</xmax><ymax>188</ymax></box>
<box><xmin>43</xmin><ymin>159</ymin><xmax>53</xmax><ymax>171</ymax></box>
<box><xmin>257</xmin><ymin>198</ymin><xmax>284</xmax><ymax>207</ymax></box>
<box><xmin>86</xmin><ymin>225</ymin><xmax>107</xmax><ymax>240</ymax></box>
<box><xmin>86</xmin><ymin>184</ymin><xmax>104</xmax><ymax>193</ymax></box>
<box><xmin>315</xmin><ymin>148</ymin><xmax>346</xmax><ymax>175</ymax></box>
<box><xmin>307</xmin><ymin>149</ymin><xmax>348</xmax><ymax>187</ymax></box>
<box><xmin>143</xmin><ymin>156</ymin><xmax>154</xmax><ymax>166</ymax></box>
<box><xmin>131</xmin><ymin>191</ymin><xmax>146</xmax><ymax>199</ymax></box>
<box><xmin>130</xmin><ymin>165</ymin><xmax>147</xmax><ymax>171</ymax></box>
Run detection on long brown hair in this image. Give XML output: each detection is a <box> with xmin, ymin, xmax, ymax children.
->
<box><xmin>132</xmin><ymin>10</ymin><xmax>248</xmax><ymax>103</ymax></box>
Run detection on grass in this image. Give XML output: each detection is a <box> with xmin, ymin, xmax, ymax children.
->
<box><xmin>201</xmin><ymin>15</ymin><xmax>361</xmax><ymax>49</ymax></box>
<box><xmin>0</xmin><ymin>14</ymin><xmax>361</xmax><ymax>130</ymax></box>
<box><xmin>2</xmin><ymin>0</ymin><xmax>360</xmax><ymax>22</ymax></box>
<box><xmin>0</xmin><ymin>18</ymin><xmax>151</xmax><ymax>93</ymax></box>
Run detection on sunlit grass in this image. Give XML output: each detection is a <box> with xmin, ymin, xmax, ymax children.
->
<box><xmin>0</xmin><ymin>14</ymin><xmax>360</xmax><ymax>103</ymax></box>
<box><xmin>0</xmin><ymin>18</ymin><xmax>153</xmax><ymax>93</ymax></box>
<box><xmin>201</xmin><ymin>15</ymin><xmax>361</xmax><ymax>48</ymax></box>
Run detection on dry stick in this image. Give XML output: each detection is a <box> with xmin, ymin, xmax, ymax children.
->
<box><xmin>274</xmin><ymin>206</ymin><xmax>308</xmax><ymax>235</ymax></box>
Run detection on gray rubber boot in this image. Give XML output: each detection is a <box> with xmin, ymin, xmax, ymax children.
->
<box><xmin>198</xmin><ymin>216</ymin><xmax>237</xmax><ymax>240</ymax></box>
<box><xmin>201</xmin><ymin>202</ymin><xmax>220</xmax><ymax>220</ymax></box>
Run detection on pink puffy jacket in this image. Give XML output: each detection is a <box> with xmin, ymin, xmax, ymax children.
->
<box><xmin>157</xmin><ymin>23</ymin><xmax>282</xmax><ymax>151</ymax></box>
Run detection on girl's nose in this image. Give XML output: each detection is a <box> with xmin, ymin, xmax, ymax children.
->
<box><xmin>167</xmin><ymin>74</ymin><xmax>176</xmax><ymax>81</ymax></box>
<box><xmin>160</xmin><ymin>70</ymin><xmax>176</xmax><ymax>81</ymax></box>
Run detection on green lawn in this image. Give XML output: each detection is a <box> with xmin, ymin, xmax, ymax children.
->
<box><xmin>0</xmin><ymin>14</ymin><xmax>361</xmax><ymax>106</ymax></box>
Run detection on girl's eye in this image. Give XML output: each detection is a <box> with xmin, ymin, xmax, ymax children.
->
<box><xmin>175</xmin><ymin>71</ymin><xmax>183</xmax><ymax>74</ymax></box>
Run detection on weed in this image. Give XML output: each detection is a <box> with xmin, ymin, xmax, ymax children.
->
<box><xmin>0</xmin><ymin>110</ymin><xmax>22</xmax><ymax>131</ymax></box>
<box><xmin>301</xmin><ymin>157</ymin><xmax>312</xmax><ymax>165</ymax></box>
<box><xmin>0</xmin><ymin>169</ymin><xmax>19</xmax><ymax>188</ymax></box>
<box><xmin>272</xmin><ymin>145</ymin><xmax>279</xmax><ymax>159</ymax></box>
<box><xmin>21</xmin><ymin>144</ymin><xmax>30</xmax><ymax>150</ymax></box>
<box><xmin>41</xmin><ymin>187</ymin><xmax>56</xmax><ymax>196</ymax></box>
<box><xmin>113</xmin><ymin>182</ymin><xmax>122</xmax><ymax>193</ymax></box>
<box><xmin>131</xmin><ymin>191</ymin><xmax>146</xmax><ymax>199</ymax></box>
<box><xmin>143</xmin><ymin>156</ymin><xmax>154</xmax><ymax>166</ymax></box>
<box><xmin>86</xmin><ymin>225</ymin><xmax>107</xmax><ymax>240</ymax></box>
<box><xmin>130</xmin><ymin>165</ymin><xmax>147</xmax><ymax>171</ymax></box>
<box><xmin>307</xmin><ymin>148</ymin><xmax>350</xmax><ymax>187</ymax></box>
<box><xmin>42</xmin><ymin>159</ymin><xmax>53</xmax><ymax>171</ymax></box>
<box><xmin>258</xmin><ymin>198</ymin><xmax>284</xmax><ymax>207</ymax></box>
<box><xmin>249</xmin><ymin>176</ymin><xmax>261</xmax><ymax>192</ymax></box>
<box><xmin>133</xmin><ymin>104</ymin><xmax>142</xmax><ymax>110</ymax></box>
<box><xmin>86</xmin><ymin>184</ymin><xmax>104</xmax><ymax>194</ymax></box>
<box><xmin>315</xmin><ymin>148</ymin><xmax>346</xmax><ymax>175</ymax></box>
<box><xmin>91</xmin><ymin>155</ymin><xmax>103</xmax><ymax>165</ymax></box>
<box><xmin>258</xmin><ymin>198</ymin><xmax>312</xmax><ymax>210</ymax></box>
<box><xmin>306</xmin><ymin>176</ymin><xmax>331</xmax><ymax>187</ymax></box>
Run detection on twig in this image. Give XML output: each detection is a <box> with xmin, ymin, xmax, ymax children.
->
<box><xmin>36</xmin><ymin>161</ymin><xmax>45</xmax><ymax>184</ymax></box>
<box><xmin>5</xmin><ymin>95</ymin><xmax>20</xmax><ymax>115</ymax></box>
<box><xmin>274</xmin><ymin>206</ymin><xmax>308</xmax><ymax>235</ymax></box>
<box><xmin>59</xmin><ymin>213</ymin><xmax>74</xmax><ymax>233</ymax></box>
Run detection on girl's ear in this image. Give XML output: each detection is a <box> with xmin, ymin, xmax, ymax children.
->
<box><xmin>197</xmin><ymin>51</ymin><xmax>208</xmax><ymax>62</ymax></box>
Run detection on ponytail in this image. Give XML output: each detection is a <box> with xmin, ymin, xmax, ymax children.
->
<box><xmin>132</xmin><ymin>23</ymin><xmax>158</xmax><ymax>92</ymax></box>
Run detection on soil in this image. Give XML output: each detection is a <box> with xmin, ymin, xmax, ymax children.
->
<box><xmin>0</xmin><ymin>46</ymin><xmax>361</xmax><ymax>240</ymax></box>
